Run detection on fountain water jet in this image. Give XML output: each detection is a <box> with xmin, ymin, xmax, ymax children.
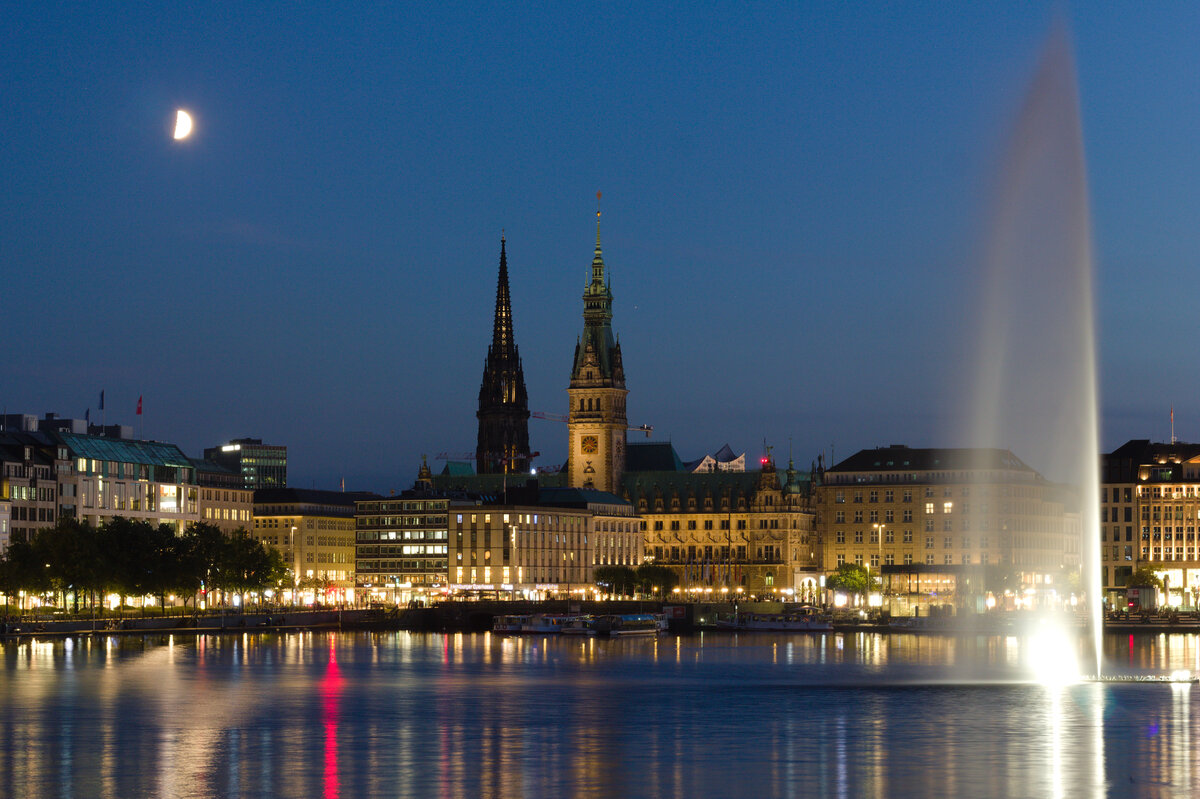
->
<box><xmin>966</xmin><ymin>25</ymin><xmax>1103</xmax><ymax>676</ymax></box>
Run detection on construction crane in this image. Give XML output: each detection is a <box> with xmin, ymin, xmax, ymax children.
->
<box><xmin>530</xmin><ymin>411</ymin><xmax>654</xmax><ymax>438</ymax></box>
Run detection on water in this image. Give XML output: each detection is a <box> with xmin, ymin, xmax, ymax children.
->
<box><xmin>2</xmin><ymin>631</ymin><xmax>1198</xmax><ymax>798</ymax></box>
<box><xmin>968</xmin><ymin>25</ymin><xmax>1103</xmax><ymax>672</ymax></box>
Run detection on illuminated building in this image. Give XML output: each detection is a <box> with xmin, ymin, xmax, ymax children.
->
<box><xmin>1100</xmin><ymin>439</ymin><xmax>1200</xmax><ymax>608</ymax></box>
<box><xmin>59</xmin><ymin>433</ymin><xmax>200</xmax><ymax>533</ymax></box>
<box><xmin>817</xmin><ymin>445</ymin><xmax>1080</xmax><ymax>611</ymax></box>
<box><xmin>446</xmin><ymin>484</ymin><xmax>638</xmax><ymax>597</ymax></box>
<box><xmin>625</xmin><ymin>444</ymin><xmax>820</xmax><ymax>599</ymax></box>
<box><xmin>476</xmin><ymin>236</ymin><xmax>532</xmax><ymax>475</ymax></box>
<box><xmin>567</xmin><ymin>210</ymin><xmax>628</xmax><ymax>493</ymax></box>
<box><xmin>253</xmin><ymin>488</ymin><xmax>376</xmax><ymax>604</ymax></box>
<box><xmin>0</xmin><ymin>433</ymin><xmax>62</xmax><ymax>544</ymax></box>
<box><xmin>3</xmin><ymin>427</ymin><xmax>202</xmax><ymax>537</ymax></box>
<box><xmin>191</xmin><ymin>457</ymin><xmax>255</xmax><ymax>535</ymax></box>
<box><xmin>355</xmin><ymin>461</ymin><xmax>450</xmax><ymax>603</ymax></box>
<box><xmin>204</xmin><ymin>438</ymin><xmax>287</xmax><ymax>490</ymax></box>
<box><xmin>684</xmin><ymin>444</ymin><xmax>746</xmax><ymax>473</ymax></box>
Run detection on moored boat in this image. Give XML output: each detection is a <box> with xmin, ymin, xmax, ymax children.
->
<box><xmin>716</xmin><ymin>612</ymin><xmax>833</xmax><ymax>632</ymax></box>
<box><xmin>593</xmin><ymin>613</ymin><xmax>664</xmax><ymax>637</ymax></box>
<box><xmin>492</xmin><ymin>614</ymin><xmax>532</xmax><ymax>633</ymax></box>
<box><xmin>560</xmin><ymin>616</ymin><xmax>597</xmax><ymax>635</ymax></box>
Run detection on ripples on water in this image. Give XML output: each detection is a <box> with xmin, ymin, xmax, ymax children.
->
<box><xmin>1</xmin><ymin>631</ymin><xmax>1197</xmax><ymax>798</ymax></box>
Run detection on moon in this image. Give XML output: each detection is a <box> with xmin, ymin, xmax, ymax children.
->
<box><xmin>172</xmin><ymin>109</ymin><xmax>193</xmax><ymax>140</ymax></box>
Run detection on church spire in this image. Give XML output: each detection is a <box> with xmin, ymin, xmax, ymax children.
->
<box><xmin>492</xmin><ymin>233</ymin><xmax>514</xmax><ymax>354</ymax></box>
<box><xmin>477</xmin><ymin>234</ymin><xmax>530</xmax><ymax>475</ymax></box>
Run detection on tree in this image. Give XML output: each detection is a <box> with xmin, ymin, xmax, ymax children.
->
<box><xmin>635</xmin><ymin>563</ymin><xmax>679</xmax><ymax>597</ymax></box>
<box><xmin>1129</xmin><ymin>565</ymin><xmax>1163</xmax><ymax>589</ymax></box>
<box><xmin>593</xmin><ymin>565</ymin><xmax>638</xmax><ymax>596</ymax></box>
<box><xmin>0</xmin><ymin>539</ymin><xmax>50</xmax><ymax>612</ymax></box>
<box><xmin>183</xmin><ymin>522</ymin><xmax>230</xmax><ymax>606</ymax></box>
<box><xmin>824</xmin><ymin>564</ymin><xmax>877</xmax><ymax>597</ymax></box>
<box><xmin>35</xmin><ymin>518</ymin><xmax>100</xmax><ymax>613</ymax></box>
<box><xmin>224</xmin><ymin>529</ymin><xmax>286</xmax><ymax>604</ymax></box>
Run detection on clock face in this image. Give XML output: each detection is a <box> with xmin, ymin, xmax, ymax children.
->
<box><xmin>581</xmin><ymin>435</ymin><xmax>598</xmax><ymax>454</ymax></box>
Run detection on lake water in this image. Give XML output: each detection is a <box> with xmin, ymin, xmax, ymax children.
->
<box><xmin>1</xmin><ymin>629</ymin><xmax>1198</xmax><ymax>798</ymax></box>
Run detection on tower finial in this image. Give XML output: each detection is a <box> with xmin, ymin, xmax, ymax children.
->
<box><xmin>596</xmin><ymin>191</ymin><xmax>603</xmax><ymax>251</ymax></box>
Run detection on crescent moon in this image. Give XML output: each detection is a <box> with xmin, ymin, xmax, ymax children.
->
<box><xmin>173</xmin><ymin>109</ymin><xmax>193</xmax><ymax>140</ymax></box>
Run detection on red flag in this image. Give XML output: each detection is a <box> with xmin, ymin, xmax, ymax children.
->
<box><xmin>136</xmin><ymin>395</ymin><xmax>143</xmax><ymax>415</ymax></box>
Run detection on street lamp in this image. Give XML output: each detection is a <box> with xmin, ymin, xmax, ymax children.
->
<box><xmin>871</xmin><ymin>523</ymin><xmax>886</xmax><ymax>609</ymax></box>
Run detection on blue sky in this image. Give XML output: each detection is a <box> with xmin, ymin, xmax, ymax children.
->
<box><xmin>4</xmin><ymin>3</ymin><xmax>1200</xmax><ymax>491</ymax></box>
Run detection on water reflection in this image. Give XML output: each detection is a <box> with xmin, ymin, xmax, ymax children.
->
<box><xmin>0</xmin><ymin>632</ymin><xmax>1197</xmax><ymax>797</ymax></box>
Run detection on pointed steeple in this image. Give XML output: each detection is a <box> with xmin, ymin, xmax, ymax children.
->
<box><xmin>574</xmin><ymin>194</ymin><xmax>620</xmax><ymax>382</ymax></box>
<box><xmin>477</xmin><ymin>235</ymin><xmax>531</xmax><ymax>475</ymax></box>
<box><xmin>491</xmin><ymin>234</ymin><xmax>515</xmax><ymax>356</ymax></box>
<box><xmin>567</xmin><ymin>197</ymin><xmax>629</xmax><ymax>494</ymax></box>
<box><xmin>592</xmin><ymin>192</ymin><xmax>605</xmax><ymax>287</ymax></box>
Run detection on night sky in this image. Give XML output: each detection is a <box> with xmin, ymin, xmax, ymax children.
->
<box><xmin>5</xmin><ymin>4</ymin><xmax>1200</xmax><ymax>492</ymax></box>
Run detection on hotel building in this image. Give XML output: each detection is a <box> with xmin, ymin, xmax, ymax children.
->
<box><xmin>817</xmin><ymin>446</ymin><xmax>1080</xmax><ymax>611</ymax></box>
<box><xmin>253</xmin><ymin>488</ymin><xmax>375</xmax><ymax>604</ymax></box>
<box><xmin>1100</xmin><ymin>439</ymin><xmax>1200</xmax><ymax>607</ymax></box>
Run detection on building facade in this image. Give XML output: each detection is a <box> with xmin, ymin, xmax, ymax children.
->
<box><xmin>626</xmin><ymin>448</ymin><xmax>820</xmax><ymax>600</ymax></box>
<box><xmin>59</xmin><ymin>433</ymin><xmax>200</xmax><ymax>533</ymax></box>
<box><xmin>355</xmin><ymin>465</ymin><xmax>450</xmax><ymax>603</ymax></box>
<box><xmin>204</xmin><ymin>438</ymin><xmax>287</xmax><ymax>490</ymax></box>
<box><xmin>253</xmin><ymin>488</ymin><xmax>373</xmax><ymax>604</ymax></box>
<box><xmin>1100</xmin><ymin>439</ymin><xmax>1200</xmax><ymax>608</ymax></box>
<box><xmin>449</xmin><ymin>503</ymin><xmax>592</xmax><ymax>596</ymax></box>
<box><xmin>476</xmin><ymin>236</ymin><xmax>532</xmax><ymax>475</ymax></box>
<box><xmin>192</xmin><ymin>458</ymin><xmax>255</xmax><ymax>535</ymax></box>
<box><xmin>444</xmin><ymin>484</ymin><xmax>638</xmax><ymax>597</ymax></box>
<box><xmin>0</xmin><ymin>434</ymin><xmax>62</xmax><ymax>544</ymax></box>
<box><xmin>817</xmin><ymin>446</ymin><xmax>1080</xmax><ymax>612</ymax></box>
<box><xmin>567</xmin><ymin>211</ymin><xmax>628</xmax><ymax>493</ymax></box>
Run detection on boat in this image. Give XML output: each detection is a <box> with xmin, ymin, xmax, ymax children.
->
<box><xmin>593</xmin><ymin>613</ymin><xmax>665</xmax><ymax>637</ymax></box>
<box><xmin>492</xmin><ymin>613</ymin><xmax>591</xmax><ymax>634</ymax></box>
<box><xmin>716</xmin><ymin>611</ymin><xmax>833</xmax><ymax>632</ymax></box>
<box><xmin>522</xmin><ymin>614</ymin><xmax>579</xmax><ymax>633</ymax></box>
<box><xmin>560</xmin><ymin>616</ymin><xmax>597</xmax><ymax>635</ymax></box>
<box><xmin>887</xmin><ymin>614</ymin><xmax>1013</xmax><ymax>634</ymax></box>
<box><xmin>492</xmin><ymin>614</ymin><xmax>531</xmax><ymax>633</ymax></box>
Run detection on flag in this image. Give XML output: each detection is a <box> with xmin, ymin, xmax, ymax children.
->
<box><xmin>85</xmin><ymin>409</ymin><xmax>90</xmax><ymax>423</ymax></box>
<box><xmin>99</xmin><ymin>390</ymin><xmax>105</xmax><ymax>410</ymax></box>
<box><xmin>136</xmin><ymin>396</ymin><xmax>142</xmax><ymax>415</ymax></box>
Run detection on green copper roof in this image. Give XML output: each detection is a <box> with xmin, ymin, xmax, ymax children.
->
<box><xmin>56</xmin><ymin>432</ymin><xmax>193</xmax><ymax>468</ymax></box>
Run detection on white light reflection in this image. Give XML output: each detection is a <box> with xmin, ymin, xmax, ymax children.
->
<box><xmin>1025</xmin><ymin>621</ymin><xmax>1080</xmax><ymax>686</ymax></box>
<box><xmin>1172</xmin><ymin>680</ymin><xmax>1191</xmax><ymax>788</ymax></box>
<box><xmin>1088</xmin><ymin>683</ymin><xmax>1105</xmax><ymax>799</ymax></box>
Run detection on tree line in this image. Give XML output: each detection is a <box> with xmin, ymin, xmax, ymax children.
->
<box><xmin>592</xmin><ymin>563</ymin><xmax>680</xmax><ymax>597</ymax></box>
<box><xmin>0</xmin><ymin>519</ymin><xmax>287</xmax><ymax>615</ymax></box>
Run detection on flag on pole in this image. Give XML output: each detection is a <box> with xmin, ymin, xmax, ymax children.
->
<box><xmin>99</xmin><ymin>390</ymin><xmax>105</xmax><ymax>410</ymax></box>
<box><xmin>136</xmin><ymin>396</ymin><xmax>143</xmax><ymax>415</ymax></box>
<box><xmin>85</xmin><ymin>408</ymin><xmax>90</xmax><ymax>423</ymax></box>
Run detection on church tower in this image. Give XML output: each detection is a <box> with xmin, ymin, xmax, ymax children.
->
<box><xmin>476</xmin><ymin>236</ymin><xmax>531</xmax><ymax>475</ymax></box>
<box><xmin>568</xmin><ymin>200</ymin><xmax>628</xmax><ymax>492</ymax></box>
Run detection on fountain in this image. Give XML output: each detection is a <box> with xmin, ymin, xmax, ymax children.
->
<box><xmin>966</xmin><ymin>24</ymin><xmax>1104</xmax><ymax>676</ymax></box>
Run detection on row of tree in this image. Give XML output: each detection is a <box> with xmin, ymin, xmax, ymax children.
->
<box><xmin>0</xmin><ymin>519</ymin><xmax>288</xmax><ymax>614</ymax></box>
<box><xmin>592</xmin><ymin>564</ymin><xmax>680</xmax><ymax>596</ymax></box>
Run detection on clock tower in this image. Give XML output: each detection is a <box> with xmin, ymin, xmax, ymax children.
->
<box><xmin>568</xmin><ymin>199</ymin><xmax>628</xmax><ymax>492</ymax></box>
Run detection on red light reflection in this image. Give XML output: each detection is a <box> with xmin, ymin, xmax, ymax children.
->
<box><xmin>320</xmin><ymin>638</ymin><xmax>343</xmax><ymax>799</ymax></box>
